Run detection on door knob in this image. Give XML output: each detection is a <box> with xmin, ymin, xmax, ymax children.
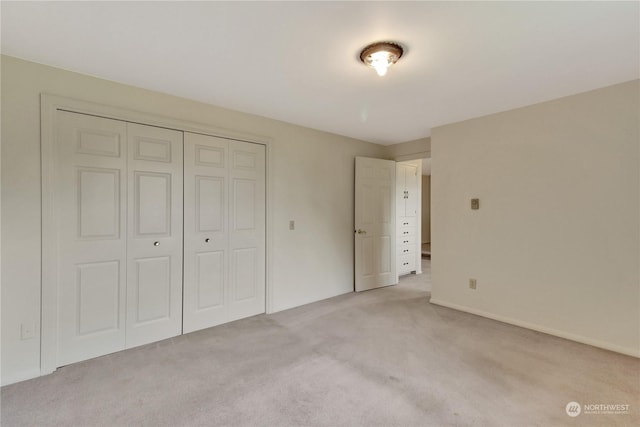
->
<box><xmin>205</xmin><ymin>238</ymin><xmax>210</xmax><ymax>243</ymax></box>
<box><xmin>356</xmin><ymin>229</ymin><xmax>367</xmax><ymax>235</ymax></box>
<box><xmin>153</xmin><ymin>241</ymin><xmax>160</xmax><ymax>246</ymax></box>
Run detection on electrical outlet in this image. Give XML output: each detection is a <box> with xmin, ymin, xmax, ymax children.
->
<box><xmin>471</xmin><ymin>198</ymin><xmax>480</xmax><ymax>210</ymax></box>
<box><xmin>289</xmin><ymin>220</ymin><xmax>295</xmax><ymax>230</ymax></box>
<box><xmin>21</xmin><ymin>322</ymin><xmax>36</xmax><ymax>340</ymax></box>
<box><xmin>469</xmin><ymin>279</ymin><xmax>477</xmax><ymax>290</ymax></box>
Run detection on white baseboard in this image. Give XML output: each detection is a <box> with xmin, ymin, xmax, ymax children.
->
<box><xmin>429</xmin><ymin>298</ymin><xmax>640</xmax><ymax>358</ymax></box>
<box><xmin>0</xmin><ymin>368</ymin><xmax>42</xmax><ymax>387</ymax></box>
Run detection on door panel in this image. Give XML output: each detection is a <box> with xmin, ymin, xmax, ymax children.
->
<box><xmin>233</xmin><ymin>180</ymin><xmax>256</xmax><ymax>230</ymax></box>
<box><xmin>196</xmin><ymin>251</ymin><xmax>225</xmax><ymax>309</ymax></box>
<box><xmin>77</xmin><ymin>167</ymin><xmax>121</xmax><ymax>239</ymax></box>
<box><xmin>197</xmin><ymin>176</ymin><xmax>224</xmax><ymax>232</ymax></box>
<box><xmin>56</xmin><ymin>111</ymin><xmax>127</xmax><ymax>366</ymax></box>
<box><xmin>228</xmin><ymin>141</ymin><xmax>265</xmax><ymax>321</ymax></box>
<box><xmin>134</xmin><ymin>172</ymin><xmax>171</xmax><ymax>236</ymax></box>
<box><xmin>134</xmin><ymin>256</ymin><xmax>171</xmax><ymax>323</ymax></box>
<box><xmin>355</xmin><ymin>157</ymin><xmax>397</xmax><ymax>291</ymax></box>
<box><xmin>183</xmin><ymin>133</ymin><xmax>230</xmax><ymax>332</ymax></box>
<box><xmin>232</xmin><ymin>248</ymin><xmax>257</xmax><ymax>301</ymax></box>
<box><xmin>76</xmin><ymin>261</ymin><xmax>121</xmax><ymax>335</ymax></box>
<box><xmin>405</xmin><ymin>164</ymin><xmax>418</xmax><ymax>217</ymax></box>
<box><xmin>126</xmin><ymin>123</ymin><xmax>183</xmax><ymax>348</ymax></box>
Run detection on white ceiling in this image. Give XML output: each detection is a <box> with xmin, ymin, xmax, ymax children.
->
<box><xmin>2</xmin><ymin>1</ymin><xmax>638</xmax><ymax>145</ymax></box>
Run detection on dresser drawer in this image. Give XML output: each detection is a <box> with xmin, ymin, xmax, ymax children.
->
<box><xmin>398</xmin><ymin>234</ymin><xmax>417</xmax><ymax>246</ymax></box>
<box><xmin>399</xmin><ymin>244</ymin><xmax>414</xmax><ymax>256</ymax></box>
<box><xmin>398</xmin><ymin>217</ymin><xmax>416</xmax><ymax>228</ymax></box>
<box><xmin>399</xmin><ymin>253</ymin><xmax>416</xmax><ymax>274</ymax></box>
<box><xmin>399</xmin><ymin>227</ymin><xmax>415</xmax><ymax>237</ymax></box>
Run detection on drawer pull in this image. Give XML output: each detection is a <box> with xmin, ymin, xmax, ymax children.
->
<box><xmin>403</xmin><ymin>249</ymin><xmax>408</xmax><ymax>253</ymax></box>
<box><xmin>403</xmin><ymin>240</ymin><xmax>408</xmax><ymax>243</ymax></box>
<box><xmin>403</xmin><ymin>232</ymin><xmax>409</xmax><ymax>235</ymax></box>
<box><xmin>403</xmin><ymin>262</ymin><xmax>409</xmax><ymax>265</ymax></box>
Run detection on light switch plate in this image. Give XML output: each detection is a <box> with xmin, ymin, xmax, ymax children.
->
<box><xmin>471</xmin><ymin>198</ymin><xmax>480</xmax><ymax>210</ymax></box>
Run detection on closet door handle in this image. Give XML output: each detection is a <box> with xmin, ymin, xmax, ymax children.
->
<box><xmin>153</xmin><ymin>241</ymin><xmax>160</xmax><ymax>246</ymax></box>
<box><xmin>205</xmin><ymin>238</ymin><xmax>210</xmax><ymax>243</ymax></box>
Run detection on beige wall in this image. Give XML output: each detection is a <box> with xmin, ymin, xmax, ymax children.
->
<box><xmin>0</xmin><ymin>55</ymin><xmax>387</xmax><ymax>385</ymax></box>
<box><xmin>431</xmin><ymin>80</ymin><xmax>640</xmax><ymax>356</ymax></box>
<box><xmin>421</xmin><ymin>175</ymin><xmax>431</xmax><ymax>243</ymax></box>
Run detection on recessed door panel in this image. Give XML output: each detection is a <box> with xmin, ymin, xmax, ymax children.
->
<box><xmin>197</xmin><ymin>251</ymin><xmax>224</xmax><ymax>310</ymax></box>
<box><xmin>76</xmin><ymin>129</ymin><xmax>121</xmax><ymax>157</ymax></box>
<box><xmin>76</xmin><ymin>261</ymin><xmax>120</xmax><ymax>335</ymax></box>
<box><xmin>233</xmin><ymin>179</ymin><xmax>256</xmax><ymax>231</ymax></box>
<box><xmin>134</xmin><ymin>137</ymin><xmax>172</xmax><ymax>162</ymax></box>
<box><xmin>362</xmin><ymin>237</ymin><xmax>375</xmax><ymax>278</ymax></box>
<box><xmin>378</xmin><ymin>236</ymin><xmax>391</xmax><ymax>274</ymax></box>
<box><xmin>232</xmin><ymin>248</ymin><xmax>257</xmax><ymax>301</ymax></box>
<box><xmin>134</xmin><ymin>257</ymin><xmax>171</xmax><ymax>323</ymax></box>
<box><xmin>78</xmin><ymin>167</ymin><xmax>120</xmax><ymax>239</ymax></box>
<box><xmin>197</xmin><ymin>176</ymin><xmax>224</xmax><ymax>233</ymax></box>
<box><xmin>196</xmin><ymin>145</ymin><xmax>225</xmax><ymax>167</ymax></box>
<box><xmin>233</xmin><ymin>150</ymin><xmax>257</xmax><ymax>170</ymax></box>
<box><xmin>135</xmin><ymin>172</ymin><xmax>171</xmax><ymax>236</ymax></box>
<box><xmin>362</xmin><ymin>185</ymin><xmax>375</xmax><ymax>225</ymax></box>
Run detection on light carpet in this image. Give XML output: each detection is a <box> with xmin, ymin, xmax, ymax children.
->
<box><xmin>2</xmin><ymin>260</ymin><xmax>638</xmax><ymax>426</ymax></box>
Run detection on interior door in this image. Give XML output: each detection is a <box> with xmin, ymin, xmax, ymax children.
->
<box><xmin>183</xmin><ymin>133</ymin><xmax>229</xmax><ymax>333</ymax></box>
<box><xmin>126</xmin><ymin>123</ymin><xmax>183</xmax><ymax>348</ymax></box>
<box><xmin>355</xmin><ymin>157</ymin><xmax>397</xmax><ymax>291</ymax></box>
<box><xmin>228</xmin><ymin>140</ymin><xmax>266</xmax><ymax>321</ymax></box>
<box><xmin>55</xmin><ymin>111</ymin><xmax>128</xmax><ymax>366</ymax></box>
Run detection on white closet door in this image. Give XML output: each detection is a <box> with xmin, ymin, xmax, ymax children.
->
<box><xmin>228</xmin><ymin>141</ymin><xmax>266</xmax><ymax>321</ymax></box>
<box><xmin>56</xmin><ymin>111</ymin><xmax>128</xmax><ymax>366</ymax></box>
<box><xmin>183</xmin><ymin>133</ymin><xmax>229</xmax><ymax>333</ymax></box>
<box><xmin>126</xmin><ymin>123</ymin><xmax>183</xmax><ymax>348</ymax></box>
<box><xmin>183</xmin><ymin>135</ymin><xmax>266</xmax><ymax>330</ymax></box>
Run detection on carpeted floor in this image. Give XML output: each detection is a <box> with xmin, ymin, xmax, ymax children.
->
<box><xmin>2</xmin><ymin>259</ymin><xmax>638</xmax><ymax>426</ymax></box>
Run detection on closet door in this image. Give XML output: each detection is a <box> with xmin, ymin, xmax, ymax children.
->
<box><xmin>55</xmin><ymin>111</ymin><xmax>128</xmax><ymax>366</ymax></box>
<box><xmin>126</xmin><ymin>123</ymin><xmax>183</xmax><ymax>347</ymax></box>
<box><xmin>228</xmin><ymin>141</ymin><xmax>266</xmax><ymax>321</ymax></box>
<box><xmin>404</xmin><ymin>164</ymin><xmax>418</xmax><ymax>217</ymax></box>
<box><xmin>183</xmin><ymin>134</ymin><xmax>266</xmax><ymax>332</ymax></box>
<box><xmin>183</xmin><ymin>133</ymin><xmax>229</xmax><ymax>333</ymax></box>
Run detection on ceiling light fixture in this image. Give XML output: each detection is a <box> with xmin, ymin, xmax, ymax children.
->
<box><xmin>359</xmin><ymin>41</ymin><xmax>404</xmax><ymax>77</ymax></box>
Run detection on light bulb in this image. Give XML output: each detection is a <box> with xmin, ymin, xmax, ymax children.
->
<box><xmin>373</xmin><ymin>64</ymin><xmax>388</xmax><ymax>76</ymax></box>
<box><xmin>369</xmin><ymin>51</ymin><xmax>391</xmax><ymax>77</ymax></box>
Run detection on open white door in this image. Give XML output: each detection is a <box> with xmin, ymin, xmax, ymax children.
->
<box><xmin>355</xmin><ymin>157</ymin><xmax>397</xmax><ymax>291</ymax></box>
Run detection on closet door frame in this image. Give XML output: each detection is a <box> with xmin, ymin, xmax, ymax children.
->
<box><xmin>41</xmin><ymin>94</ymin><xmax>273</xmax><ymax>376</ymax></box>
